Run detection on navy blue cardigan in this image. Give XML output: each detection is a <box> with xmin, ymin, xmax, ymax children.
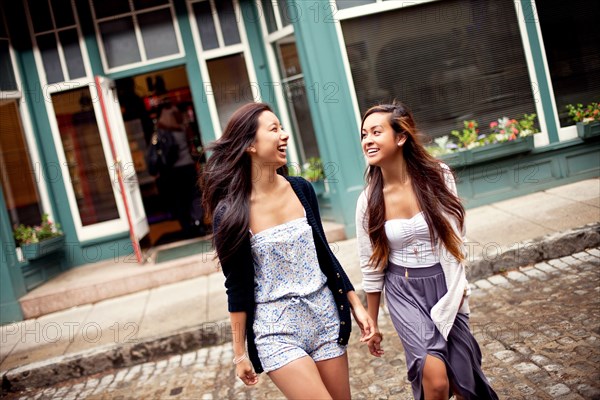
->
<box><xmin>212</xmin><ymin>175</ymin><xmax>355</xmax><ymax>373</ymax></box>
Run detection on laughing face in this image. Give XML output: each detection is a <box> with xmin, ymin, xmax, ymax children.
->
<box><xmin>360</xmin><ymin>112</ymin><xmax>405</xmax><ymax>166</ymax></box>
<box><xmin>250</xmin><ymin>111</ymin><xmax>289</xmax><ymax>168</ymax></box>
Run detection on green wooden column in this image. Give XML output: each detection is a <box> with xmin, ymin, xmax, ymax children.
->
<box><xmin>288</xmin><ymin>0</ymin><xmax>365</xmax><ymax>236</ymax></box>
<box><xmin>0</xmin><ymin>185</ymin><xmax>25</xmax><ymax>324</ymax></box>
<box><xmin>239</xmin><ymin>0</ymin><xmax>280</xmax><ymax>115</ymax></box>
<box><xmin>519</xmin><ymin>0</ymin><xmax>560</xmax><ymax>143</ymax></box>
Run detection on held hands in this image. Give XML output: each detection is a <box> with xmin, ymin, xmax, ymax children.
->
<box><xmin>350</xmin><ymin>305</ymin><xmax>376</xmax><ymax>342</ymax></box>
<box><xmin>367</xmin><ymin>331</ymin><xmax>384</xmax><ymax>357</ymax></box>
<box><xmin>234</xmin><ymin>356</ymin><xmax>258</xmax><ymax>386</ymax></box>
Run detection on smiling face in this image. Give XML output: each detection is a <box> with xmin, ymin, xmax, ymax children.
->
<box><xmin>249</xmin><ymin>110</ymin><xmax>289</xmax><ymax>168</ymax></box>
<box><xmin>360</xmin><ymin>112</ymin><xmax>405</xmax><ymax>166</ymax></box>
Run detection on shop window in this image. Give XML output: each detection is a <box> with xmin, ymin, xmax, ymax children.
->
<box><xmin>91</xmin><ymin>0</ymin><xmax>182</xmax><ymax>70</ymax></box>
<box><xmin>275</xmin><ymin>36</ymin><xmax>319</xmax><ymax>160</ymax></box>
<box><xmin>336</xmin><ymin>0</ymin><xmax>376</xmax><ymax>10</ymax></box>
<box><xmin>260</xmin><ymin>0</ymin><xmax>277</xmax><ymax>34</ymax></box>
<box><xmin>51</xmin><ymin>88</ymin><xmax>120</xmax><ymax>226</ymax></box>
<box><xmin>206</xmin><ymin>54</ymin><xmax>253</xmax><ymax>130</ymax></box>
<box><xmin>0</xmin><ymin>25</ymin><xmax>17</xmax><ymax>91</ymax></box>
<box><xmin>26</xmin><ymin>0</ymin><xmax>87</xmax><ymax>84</ymax></box>
<box><xmin>340</xmin><ymin>0</ymin><xmax>537</xmax><ymax>139</ymax></box>
<box><xmin>537</xmin><ymin>1</ymin><xmax>600</xmax><ymax>127</ymax></box>
<box><xmin>0</xmin><ymin>100</ymin><xmax>43</xmax><ymax>227</ymax></box>
<box><xmin>99</xmin><ymin>18</ymin><xmax>142</xmax><ymax>68</ymax></box>
<box><xmin>190</xmin><ymin>0</ymin><xmax>242</xmax><ymax>51</ymax></box>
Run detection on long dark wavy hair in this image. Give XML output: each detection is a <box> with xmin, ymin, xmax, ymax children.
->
<box><xmin>201</xmin><ymin>102</ymin><xmax>286</xmax><ymax>265</ymax></box>
<box><xmin>361</xmin><ymin>102</ymin><xmax>465</xmax><ymax>270</ymax></box>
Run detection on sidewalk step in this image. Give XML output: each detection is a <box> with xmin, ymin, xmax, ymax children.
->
<box><xmin>17</xmin><ymin>221</ymin><xmax>346</xmax><ymax>320</ymax></box>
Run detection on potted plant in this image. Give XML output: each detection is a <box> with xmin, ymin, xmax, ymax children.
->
<box><xmin>427</xmin><ymin>114</ymin><xmax>539</xmax><ymax>167</ymax></box>
<box><xmin>13</xmin><ymin>214</ymin><xmax>65</xmax><ymax>261</ymax></box>
<box><xmin>566</xmin><ymin>102</ymin><xmax>600</xmax><ymax>139</ymax></box>
<box><xmin>288</xmin><ymin>157</ymin><xmax>326</xmax><ymax>195</ymax></box>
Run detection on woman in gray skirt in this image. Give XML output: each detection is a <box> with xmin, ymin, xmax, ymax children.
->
<box><xmin>202</xmin><ymin>102</ymin><xmax>374</xmax><ymax>399</ymax></box>
<box><xmin>356</xmin><ymin>102</ymin><xmax>498</xmax><ymax>399</ymax></box>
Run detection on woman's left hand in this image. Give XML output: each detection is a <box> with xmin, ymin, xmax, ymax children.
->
<box><xmin>351</xmin><ymin>305</ymin><xmax>375</xmax><ymax>342</ymax></box>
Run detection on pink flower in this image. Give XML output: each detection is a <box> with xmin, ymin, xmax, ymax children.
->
<box><xmin>490</xmin><ymin>121</ymin><xmax>498</xmax><ymax>128</ymax></box>
<box><xmin>512</xmin><ymin>127</ymin><xmax>519</xmax><ymax>134</ymax></box>
<box><xmin>500</xmin><ymin>129</ymin><xmax>505</xmax><ymax>134</ymax></box>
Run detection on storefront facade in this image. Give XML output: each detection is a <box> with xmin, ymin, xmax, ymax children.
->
<box><xmin>1</xmin><ymin>0</ymin><xmax>598</xmax><ymax>323</ymax></box>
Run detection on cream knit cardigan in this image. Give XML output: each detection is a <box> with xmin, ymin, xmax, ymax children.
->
<box><xmin>355</xmin><ymin>164</ymin><xmax>471</xmax><ymax>340</ymax></box>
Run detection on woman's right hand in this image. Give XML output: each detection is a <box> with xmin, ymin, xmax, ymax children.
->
<box><xmin>236</xmin><ymin>358</ymin><xmax>259</xmax><ymax>386</ymax></box>
<box><xmin>367</xmin><ymin>331</ymin><xmax>384</xmax><ymax>357</ymax></box>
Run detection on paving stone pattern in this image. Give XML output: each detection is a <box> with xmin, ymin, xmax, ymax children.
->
<box><xmin>6</xmin><ymin>249</ymin><xmax>600</xmax><ymax>400</ymax></box>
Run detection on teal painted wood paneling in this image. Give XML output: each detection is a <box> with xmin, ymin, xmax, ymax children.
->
<box><xmin>519</xmin><ymin>0</ymin><xmax>560</xmax><ymax>143</ymax></box>
<box><xmin>75</xmin><ymin>0</ymin><xmax>104</xmax><ymax>75</ymax></box>
<box><xmin>0</xmin><ymin>185</ymin><xmax>25</xmax><ymax>324</ymax></box>
<box><xmin>173</xmin><ymin>0</ymin><xmax>216</xmax><ymax>144</ymax></box>
<box><xmin>288</xmin><ymin>0</ymin><xmax>366</xmax><ymax>235</ymax></box>
<box><xmin>453</xmin><ymin>139</ymin><xmax>600</xmax><ymax>209</ymax></box>
<box><xmin>239</xmin><ymin>0</ymin><xmax>280</xmax><ymax>115</ymax></box>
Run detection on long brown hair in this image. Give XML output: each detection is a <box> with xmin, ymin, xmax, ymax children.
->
<box><xmin>361</xmin><ymin>102</ymin><xmax>465</xmax><ymax>270</ymax></box>
<box><xmin>201</xmin><ymin>102</ymin><xmax>286</xmax><ymax>265</ymax></box>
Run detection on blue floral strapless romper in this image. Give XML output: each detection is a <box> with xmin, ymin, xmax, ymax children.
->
<box><xmin>250</xmin><ymin>216</ymin><xmax>346</xmax><ymax>373</ymax></box>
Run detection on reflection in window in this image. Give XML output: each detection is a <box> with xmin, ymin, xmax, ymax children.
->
<box><xmin>537</xmin><ymin>1</ymin><xmax>600</xmax><ymax>127</ymax></box>
<box><xmin>341</xmin><ymin>0</ymin><xmax>537</xmax><ymax>139</ymax></box>
<box><xmin>138</xmin><ymin>9</ymin><xmax>180</xmax><ymax>59</ymax></box>
<box><xmin>51</xmin><ymin>88</ymin><xmax>120</xmax><ymax>226</ymax></box>
<box><xmin>206</xmin><ymin>54</ymin><xmax>253</xmax><ymax>130</ymax></box>
<box><xmin>0</xmin><ymin>100</ymin><xmax>42</xmax><ymax>227</ymax></box>
<box><xmin>99</xmin><ymin>18</ymin><xmax>142</xmax><ymax>68</ymax></box>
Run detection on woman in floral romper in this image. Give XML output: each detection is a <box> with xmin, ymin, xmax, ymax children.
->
<box><xmin>202</xmin><ymin>102</ymin><xmax>374</xmax><ymax>399</ymax></box>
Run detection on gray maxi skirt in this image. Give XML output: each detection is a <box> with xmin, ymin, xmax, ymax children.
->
<box><xmin>384</xmin><ymin>262</ymin><xmax>499</xmax><ymax>400</ymax></box>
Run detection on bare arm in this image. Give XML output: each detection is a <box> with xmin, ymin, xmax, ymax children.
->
<box><xmin>229</xmin><ymin>311</ymin><xmax>258</xmax><ymax>386</ymax></box>
<box><xmin>346</xmin><ymin>291</ymin><xmax>375</xmax><ymax>342</ymax></box>
<box><xmin>365</xmin><ymin>292</ymin><xmax>384</xmax><ymax>357</ymax></box>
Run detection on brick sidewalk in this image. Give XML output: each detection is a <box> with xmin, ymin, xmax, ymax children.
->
<box><xmin>4</xmin><ymin>248</ymin><xmax>599</xmax><ymax>400</ymax></box>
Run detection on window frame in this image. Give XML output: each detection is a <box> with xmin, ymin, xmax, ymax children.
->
<box><xmin>526</xmin><ymin>0</ymin><xmax>580</xmax><ymax>142</ymax></box>
<box><xmin>187</xmin><ymin>0</ymin><xmax>261</xmax><ymax>137</ymax></box>
<box><xmin>252</xmin><ymin>0</ymin><xmax>306</xmax><ymax>165</ymax></box>
<box><xmin>331</xmin><ymin>0</ymin><xmax>551</xmax><ymax>146</ymax></box>
<box><xmin>89</xmin><ymin>0</ymin><xmax>185</xmax><ymax>74</ymax></box>
<box><xmin>0</xmin><ymin>9</ymin><xmax>53</xmax><ymax>236</ymax></box>
<box><xmin>25</xmin><ymin>0</ymin><xmax>93</xmax><ymax>88</ymax></box>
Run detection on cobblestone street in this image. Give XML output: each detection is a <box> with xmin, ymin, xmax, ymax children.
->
<box><xmin>6</xmin><ymin>249</ymin><xmax>600</xmax><ymax>400</ymax></box>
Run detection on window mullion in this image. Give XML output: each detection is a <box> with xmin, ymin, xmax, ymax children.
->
<box><xmin>53</xmin><ymin>31</ymin><xmax>71</xmax><ymax>81</ymax></box>
<box><xmin>209</xmin><ymin>0</ymin><xmax>225</xmax><ymax>49</ymax></box>
<box><xmin>131</xmin><ymin>14</ymin><xmax>148</xmax><ymax>62</ymax></box>
<box><xmin>271</xmin><ymin>0</ymin><xmax>283</xmax><ymax>31</ymax></box>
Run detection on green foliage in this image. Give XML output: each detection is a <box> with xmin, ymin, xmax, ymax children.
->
<box><xmin>288</xmin><ymin>157</ymin><xmax>325</xmax><ymax>182</ymax></box>
<box><xmin>566</xmin><ymin>102</ymin><xmax>600</xmax><ymax>123</ymax></box>
<box><xmin>13</xmin><ymin>214</ymin><xmax>63</xmax><ymax>245</ymax></box>
<box><xmin>426</xmin><ymin>113</ymin><xmax>540</xmax><ymax>157</ymax></box>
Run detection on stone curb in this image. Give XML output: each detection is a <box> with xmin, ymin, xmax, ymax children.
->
<box><xmin>2</xmin><ymin>223</ymin><xmax>599</xmax><ymax>393</ymax></box>
<box><xmin>2</xmin><ymin>320</ymin><xmax>232</xmax><ymax>393</ymax></box>
<box><xmin>467</xmin><ymin>222</ymin><xmax>600</xmax><ymax>280</ymax></box>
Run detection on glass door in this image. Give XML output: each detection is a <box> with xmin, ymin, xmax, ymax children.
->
<box><xmin>96</xmin><ymin>76</ymin><xmax>149</xmax><ymax>262</ymax></box>
<box><xmin>48</xmin><ymin>79</ymin><xmax>148</xmax><ymax>259</ymax></box>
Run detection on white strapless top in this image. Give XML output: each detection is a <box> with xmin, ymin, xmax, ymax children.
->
<box><xmin>385</xmin><ymin>211</ymin><xmax>439</xmax><ymax>268</ymax></box>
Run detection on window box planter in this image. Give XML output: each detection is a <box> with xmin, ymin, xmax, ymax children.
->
<box><xmin>576</xmin><ymin>121</ymin><xmax>600</xmax><ymax>140</ymax></box>
<box><xmin>310</xmin><ymin>180</ymin><xmax>325</xmax><ymax>196</ymax></box>
<box><xmin>19</xmin><ymin>235</ymin><xmax>65</xmax><ymax>261</ymax></box>
<box><xmin>440</xmin><ymin>136</ymin><xmax>534</xmax><ymax>167</ymax></box>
